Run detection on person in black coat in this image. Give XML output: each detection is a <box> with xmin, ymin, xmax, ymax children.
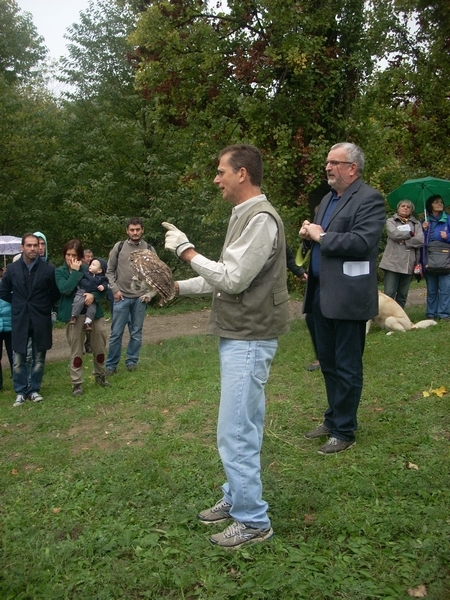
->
<box><xmin>0</xmin><ymin>233</ymin><xmax>60</xmax><ymax>407</ymax></box>
<box><xmin>300</xmin><ymin>143</ymin><xmax>385</xmax><ymax>454</ymax></box>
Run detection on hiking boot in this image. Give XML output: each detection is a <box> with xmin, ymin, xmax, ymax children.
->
<box><xmin>126</xmin><ymin>364</ymin><xmax>137</xmax><ymax>372</ymax></box>
<box><xmin>304</xmin><ymin>423</ymin><xmax>331</xmax><ymax>439</ymax></box>
<box><xmin>198</xmin><ymin>499</ymin><xmax>232</xmax><ymax>525</ymax></box>
<box><xmin>105</xmin><ymin>368</ymin><xmax>117</xmax><ymax>376</ymax></box>
<box><xmin>209</xmin><ymin>521</ymin><xmax>274</xmax><ymax>549</ymax></box>
<box><xmin>68</xmin><ymin>316</ymin><xmax>77</xmax><ymax>325</ymax></box>
<box><xmin>72</xmin><ymin>384</ymin><xmax>83</xmax><ymax>397</ymax></box>
<box><xmin>95</xmin><ymin>375</ymin><xmax>111</xmax><ymax>388</ymax></box>
<box><xmin>13</xmin><ymin>394</ymin><xmax>26</xmax><ymax>407</ymax></box>
<box><xmin>318</xmin><ymin>437</ymin><xmax>355</xmax><ymax>455</ymax></box>
<box><xmin>29</xmin><ymin>392</ymin><xmax>43</xmax><ymax>403</ymax></box>
<box><xmin>82</xmin><ymin>322</ymin><xmax>93</xmax><ymax>332</ymax></box>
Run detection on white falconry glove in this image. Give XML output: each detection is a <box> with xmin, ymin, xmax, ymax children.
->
<box><xmin>162</xmin><ymin>222</ymin><xmax>195</xmax><ymax>258</ymax></box>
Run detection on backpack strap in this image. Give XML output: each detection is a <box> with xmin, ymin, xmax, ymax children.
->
<box><xmin>110</xmin><ymin>239</ymin><xmax>156</xmax><ymax>268</ymax></box>
<box><xmin>116</xmin><ymin>240</ymin><xmax>155</xmax><ymax>255</ymax></box>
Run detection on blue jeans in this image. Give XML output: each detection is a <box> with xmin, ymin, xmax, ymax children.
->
<box><xmin>106</xmin><ymin>297</ymin><xmax>147</xmax><ymax>370</ymax></box>
<box><xmin>312</xmin><ymin>285</ymin><xmax>366</xmax><ymax>442</ymax></box>
<box><xmin>383</xmin><ymin>270</ymin><xmax>413</xmax><ymax>308</ymax></box>
<box><xmin>13</xmin><ymin>341</ymin><xmax>46</xmax><ymax>396</ymax></box>
<box><xmin>425</xmin><ymin>272</ymin><xmax>450</xmax><ymax>318</ymax></box>
<box><xmin>218</xmin><ymin>338</ymin><xmax>278</xmax><ymax>530</ymax></box>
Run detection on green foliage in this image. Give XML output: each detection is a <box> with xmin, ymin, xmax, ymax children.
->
<box><xmin>0</xmin><ymin>78</ymin><xmax>62</xmax><ymax>237</ymax></box>
<box><xmin>0</xmin><ymin>1</ymin><xmax>60</xmax><ymax>240</ymax></box>
<box><xmin>48</xmin><ymin>0</ymin><xmax>226</xmax><ymax>260</ymax></box>
<box><xmin>355</xmin><ymin>0</ymin><xmax>450</xmax><ymax>196</ymax></box>
<box><xmin>130</xmin><ymin>0</ymin><xmax>383</xmax><ymax>238</ymax></box>
<box><xmin>1</xmin><ymin>310</ymin><xmax>450</xmax><ymax>598</ymax></box>
<box><xmin>0</xmin><ymin>0</ymin><xmax>47</xmax><ymax>83</ymax></box>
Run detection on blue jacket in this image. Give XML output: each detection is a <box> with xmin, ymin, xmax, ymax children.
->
<box><xmin>0</xmin><ymin>298</ymin><xmax>12</xmax><ymax>333</ymax></box>
<box><xmin>424</xmin><ymin>212</ymin><xmax>450</xmax><ymax>244</ymax></box>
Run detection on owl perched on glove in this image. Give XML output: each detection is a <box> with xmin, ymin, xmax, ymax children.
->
<box><xmin>129</xmin><ymin>249</ymin><xmax>176</xmax><ymax>306</ymax></box>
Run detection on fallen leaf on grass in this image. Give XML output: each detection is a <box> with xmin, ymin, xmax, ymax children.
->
<box><xmin>405</xmin><ymin>462</ymin><xmax>419</xmax><ymax>470</ymax></box>
<box><xmin>422</xmin><ymin>385</ymin><xmax>447</xmax><ymax>398</ymax></box>
<box><xmin>52</xmin><ymin>508</ymin><xmax>61</xmax><ymax>514</ymax></box>
<box><xmin>11</xmin><ymin>469</ymin><xmax>18</xmax><ymax>475</ymax></box>
<box><xmin>35</xmin><ymin>467</ymin><xmax>43</xmax><ymax>472</ymax></box>
<box><xmin>408</xmin><ymin>584</ymin><xmax>427</xmax><ymax>597</ymax></box>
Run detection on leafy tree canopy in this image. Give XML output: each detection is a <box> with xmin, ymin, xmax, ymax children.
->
<box><xmin>127</xmin><ymin>0</ymin><xmax>388</xmax><ymax>242</ymax></box>
<box><xmin>0</xmin><ymin>0</ymin><xmax>47</xmax><ymax>83</ymax></box>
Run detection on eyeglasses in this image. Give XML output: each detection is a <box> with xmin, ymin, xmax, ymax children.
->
<box><xmin>324</xmin><ymin>160</ymin><xmax>354</xmax><ymax>168</ymax></box>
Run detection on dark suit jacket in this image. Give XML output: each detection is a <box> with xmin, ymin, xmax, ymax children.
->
<box><xmin>303</xmin><ymin>178</ymin><xmax>385</xmax><ymax>320</ymax></box>
<box><xmin>0</xmin><ymin>258</ymin><xmax>60</xmax><ymax>353</ymax></box>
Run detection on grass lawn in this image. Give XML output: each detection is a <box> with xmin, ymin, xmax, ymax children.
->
<box><xmin>1</xmin><ymin>304</ymin><xmax>449</xmax><ymax>599</ymax></box>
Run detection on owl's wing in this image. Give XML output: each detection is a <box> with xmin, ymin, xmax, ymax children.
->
<box><xmin>130</xmin><ymin>250</ymin><xmax>176</xmax><ymax>305</ymax></box>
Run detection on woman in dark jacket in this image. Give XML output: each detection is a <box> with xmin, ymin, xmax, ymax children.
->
<box><xmin>55</xmin><ymin>239</ymin><xmax>110</xmax><ymax>396</ymax></box>
<box><xmin>422</xmin><ymin>195</ymin><xmax>450</xmax><ymax>320</ymax></box>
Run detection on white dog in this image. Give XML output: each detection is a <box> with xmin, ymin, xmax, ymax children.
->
<box><xmin>366</xmin><ymin>291</ymin><xmax>437</xmax><ymax>335</ymax></box>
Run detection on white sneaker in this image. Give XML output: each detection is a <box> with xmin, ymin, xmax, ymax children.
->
<box><xmin>209</xmin><ymin>521</ymin><xmax>274</xmax><ymax>549</ymax></box>
<box><xmin>29</xmin><ymin>392</ymin><xmax>43</xmax><ymax>403</ymax></box>
<box><xmin>13</xmin><ymin>394</ymin><xmax>26</xmax><ymax>407</ymax></box>
<box><xmin>198</xmin><ymin>499</ymin><xmax>232</xmax><ymax>525</ymax></box>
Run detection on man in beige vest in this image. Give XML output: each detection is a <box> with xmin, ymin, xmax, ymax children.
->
<box><xmin>163</xmin><ymin>144</ymin><xmax>289</xmax><ymax>549</ymax></box>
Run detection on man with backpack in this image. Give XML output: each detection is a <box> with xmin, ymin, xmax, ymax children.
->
<box><xmin>105</xmin><ymin>218</ymin><xmax>156</xmax><ymax>374</ymax></box>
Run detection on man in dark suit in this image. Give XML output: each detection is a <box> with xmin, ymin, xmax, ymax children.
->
<box><xmin>0</xmin><ymin>233</ymin><xmax>60</xmax><ymax>406</ymax></box>
<box><xmin>300</xmin><ymin>142</ymin><xmax>385</xmax><ymax>454</ymax></box>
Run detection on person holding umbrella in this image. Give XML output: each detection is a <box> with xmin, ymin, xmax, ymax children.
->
<box><xmin>379</xmin><ymin>200</ymin><xmax>424</xmax><ymax>308</ymax></box>
<box><xmin>422</xmin><ymin>195</ymin><xmax>450</xmax><ymax>320</ymax></box>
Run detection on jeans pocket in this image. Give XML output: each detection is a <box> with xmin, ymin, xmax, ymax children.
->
<box><xmin>254</xmin><ymin>340</ymin><xmax>277</xmax><ymax>383</ymax></box>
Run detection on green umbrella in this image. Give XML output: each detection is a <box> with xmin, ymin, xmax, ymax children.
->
<box><xmin>387</xmin><ymin>176</ymin><xmax>450</xmax><ymax>214</ymax></box>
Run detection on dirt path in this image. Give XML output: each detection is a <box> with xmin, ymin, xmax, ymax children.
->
<box><xmin>43</xmin><ymin>287</ymin><xmax>427</xmax><ymax>364</ymax></box>
<box><xmin>46</xmin><ymin>299</ymin><xmax>304</xmax><ymax>364</ymax></box>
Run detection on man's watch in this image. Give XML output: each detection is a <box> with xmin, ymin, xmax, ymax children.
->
<box><xmin>318</xmin><ymin>232</ymin><xmax>327</xmax><ymax>244</ymax></box>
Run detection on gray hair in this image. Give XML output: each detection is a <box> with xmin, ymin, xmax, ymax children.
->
<box><xmin>397</xmin><ymin>200</ymin><xmax>415</xmax><ymax>212</ymax></box>
<box><xmin>330</xmin><ymin>142</ymin><xmax>365</xmax><ymax>176</ymax></box>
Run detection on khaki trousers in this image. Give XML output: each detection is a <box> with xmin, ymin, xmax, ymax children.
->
<box><xmin>65</xmin><ymin>315</ymin><xmax>107</xmax><ymax>385</ymax></box>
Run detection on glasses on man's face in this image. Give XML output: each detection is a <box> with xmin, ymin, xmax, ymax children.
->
<box><xmin>324</xmin><ymin>160</ymin><xmax>353</xmax><ymax>169</ymax></box>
